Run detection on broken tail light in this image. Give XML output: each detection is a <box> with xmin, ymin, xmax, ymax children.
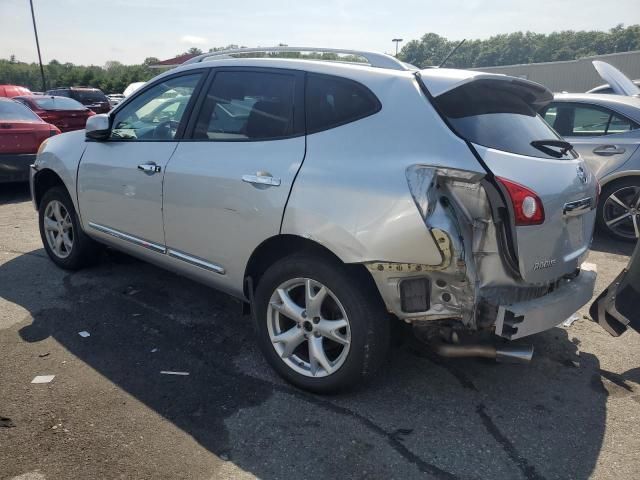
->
<box><xmin>496</xmin><ymin>177</ymin><xmax>545</xmax><ymax>226</ymax></box>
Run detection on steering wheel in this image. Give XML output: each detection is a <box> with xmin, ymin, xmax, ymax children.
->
<box><xmin>153</xmin><ymin>120</ymin><xmax>180</xmax><ymax>139</ymax></box>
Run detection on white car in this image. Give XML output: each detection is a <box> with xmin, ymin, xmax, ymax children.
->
<box><xmin>30</xmin><ymin>47</ymin><xmax>600</xmax><ymax>392</ymax></box>
<box><xmin>106</xmin><ymin>93</ymin><xmax>125</xmax><ymax>107</ymax></box>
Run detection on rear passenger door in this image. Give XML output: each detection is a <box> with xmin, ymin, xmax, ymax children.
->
<box><xmin>543</xmin><ymin>102</ymin><xmax>640</xmax><ymax>178</ymax></box>
<box><xmin>162</xmin><ymin>68</ymin><xmax>305</xmax><ymax>293</ymax></box>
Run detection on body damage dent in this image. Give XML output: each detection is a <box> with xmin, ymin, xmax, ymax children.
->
<box><xmin>366</xmin><ymin>165</ymin><xmax>548</xmax><ymax>331</ymax></box>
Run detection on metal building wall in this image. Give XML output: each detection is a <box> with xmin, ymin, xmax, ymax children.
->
<box><xmin>470</xmin><ymin>50</ymin><xmax>640</xmax><ymax>92</ymax></box>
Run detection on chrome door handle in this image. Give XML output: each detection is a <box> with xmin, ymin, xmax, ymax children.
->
<box><xmin>138</xmin><ymin>163</ymin><xmax>161</xmax><ymax>173</ymax></box>
<box><xmin>593</xmin><ymin>145</ymin><xmax>626</xmax><ymax>156</ymax></box>
<box><xmin>242</xmin><ymin>174</ymin><xmax>281</xmax><ymax>186</ymax></box>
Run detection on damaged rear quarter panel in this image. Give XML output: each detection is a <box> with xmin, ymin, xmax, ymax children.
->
<box><xmin>281</xmin><ymin>74</ymin><xmax>490</xmax><ymax>323</ymax></box>
<box><xmin>281</xmin><ymin>74</ymin><xmax>485</xmax><ymax>266</ymax></box>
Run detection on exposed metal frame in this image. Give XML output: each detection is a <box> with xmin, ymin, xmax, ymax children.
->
<box><xmin>182</xmin><ymin>46</ymin><xmax>412</xmax><ymax>71</ymax></box>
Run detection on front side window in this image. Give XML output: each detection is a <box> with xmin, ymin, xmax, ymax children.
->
<box><xmin>193</xmin><ymin>71</ymin><xmax>297</xmax><ymax>141</ymax></box>
<box><xmin>111</xmin><ymin>73</ymin><xmax>201</xmax><ymax>141</ymax></box>
<box><xmin>544</xmin><ymin>103</ymin><xmax>639</xmax><ymax>137</ymax></box>
<box><xmin>305</xmin><ymin>73</ymin><xmax>381</xmax><ymax>133</ymax></box>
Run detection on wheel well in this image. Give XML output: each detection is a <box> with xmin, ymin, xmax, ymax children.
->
<box><xmin>243</xmin><ymin>234</ymin><xmax>379</xmax><ymax>299</ymax></box>
<box><xmin>33</xmin><ymin>169</ymin><xmax>66</xmax><ymax>209</ymax></box>
<box><xmin>600</xmin><ymin>174</ymin><xmax>640</xmax><ymax>190</ymax></box>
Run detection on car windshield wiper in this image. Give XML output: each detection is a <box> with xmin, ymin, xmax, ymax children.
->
<box><xmin>530</xmin><ymin>139</ymin><xmax>573</xmax><ymax>158</ymax></box>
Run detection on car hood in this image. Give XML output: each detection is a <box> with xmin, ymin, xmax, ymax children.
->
<box><xmin>592</xmin><ymin>61</ymin><xmax>640</xmax><ymax>97</ymax></box>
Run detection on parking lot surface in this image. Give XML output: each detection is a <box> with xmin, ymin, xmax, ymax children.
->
<box><xmin>1</xmin><ymin>183</ymin><xmax>639</xmax><ymax>480</ymax></box>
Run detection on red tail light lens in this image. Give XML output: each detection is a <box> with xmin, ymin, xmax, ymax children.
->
<box><xmin>496</xmin><ymin>177</ymin><xmax>545</xmax><ymax>226</ymax></box>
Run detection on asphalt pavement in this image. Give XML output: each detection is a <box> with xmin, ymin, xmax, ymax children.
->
<box><xmin>1</xmin><ymin>182</ymin><xmax>639</xmax><ymax>480</ymax></box>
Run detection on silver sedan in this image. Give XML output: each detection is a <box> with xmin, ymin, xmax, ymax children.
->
<box><xmin>541</xmin><ymin>93</ymin><xmax>640</xmax><ymax>241</ymax></box>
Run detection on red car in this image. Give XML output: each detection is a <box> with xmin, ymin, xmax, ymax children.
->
<box><xmin>15</xmin><ymin>95</ymin><xmax>95</xmax><ymax>132</ymax></box>
<box><xmin>0</xmin><ymin>98</ymin><xmax>60</xmax><ymax>183</ymax></box>
<box><xmin>0</xmin><ymin>84</ymin><xmax>32</xmax><ymax>98</ymax></box>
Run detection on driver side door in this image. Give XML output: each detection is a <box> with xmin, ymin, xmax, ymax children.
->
<box><xmin>77</xmin><ymin>72</ymin><xmax>203</xmax><ymax>253</ymax></box>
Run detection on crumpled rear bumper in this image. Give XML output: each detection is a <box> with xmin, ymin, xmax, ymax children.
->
<box><xmin>495</xmin><ymin>263</ymin><xmax>597</xmax><ymax>340</ymax></box>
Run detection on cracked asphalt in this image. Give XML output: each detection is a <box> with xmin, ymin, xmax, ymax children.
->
<box><xmin>1</xmin><ymin>182</ymin><xmax>639</xmax><ymax>480</ymax></box>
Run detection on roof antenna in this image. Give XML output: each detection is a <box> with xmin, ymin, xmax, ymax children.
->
<box><xmin>438</xmin><ymin>39</ymin><xmax>466</xmax><ymax>68</ymax></box>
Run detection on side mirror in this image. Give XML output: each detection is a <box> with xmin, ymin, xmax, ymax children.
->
<box><xmin>85</xmin><ymin>114</ymin><xmax>111</xmax><ymax>141</ymax></box>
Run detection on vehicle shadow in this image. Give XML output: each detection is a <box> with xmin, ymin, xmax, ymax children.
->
<box><xmin>0</xmin><ymin>247</ymin><xmax>618</xmax><ymax>480</ymax></box>
<box><xmin>591</xmin><ymin>231</ymin><xmax>635</xmax><ymax>256</ymax></box>
<box><xmin>0</xmin><ymin>182</ymin><xmax>30</xmax><ymax>205</ymax></box>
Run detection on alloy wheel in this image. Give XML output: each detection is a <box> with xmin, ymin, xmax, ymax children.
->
<box><xmin>267</xmin><ymin>278</ymin><xmax>351</xmax><ymax>378</ymax></box>
<box><xmin>603</xmin><ymin>185</ymin><xmax>640</xmax><ymax>240</ymax></box>
<box><xmin>43</xmin><ymin>200</ymin><xmax>74</xmax><ymax>258</ymax></box>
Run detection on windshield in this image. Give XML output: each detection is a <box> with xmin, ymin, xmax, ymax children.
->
<box><xmin>434</xmin><ymin>80</ymin><xmax>575</xmax><ymax>159</ymax></box>
<box><xmin>34</xmin><ymin>97</ymin><xmax>86</xmax><ymax>110</ymax></box>
<box><xmin>0</xmin><ymin>101</ymin><xmax>42</xmax><ymax>122</ymax></box>
<box><xmin>71</xmin><ymin>90</ymin><xmax>107</xmax><ymax>103</ymax></box>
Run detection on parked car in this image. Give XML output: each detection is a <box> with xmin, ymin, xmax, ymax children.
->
<box><xmin>44</xmin><ymin>87</ymin><xmax>111</xmax><ymax>114</ymax></box>
<box><xmin>30</xmin><ymin>47</ymin><xmax>601</xmax><ymax>392</ymax></box>
<box><xmin>123</xmin><ymin>82</ymin><xmax>146</xmax><ymax>97</ymax></box>
<box><xmin>0</xmin><ymin>84</ymin><xmax>32</xmax><ymax>98</ymax></box>
<box><xmin>588</xmin><ymin>80</ymin><xmax>640</xmax><ymax>95</ymax></box>
<box><xmin>0</xmin><ymin>98</ymin><xmax>59</xmax><ymax>183</ymax></box>
<box><xmin>14</xmin><ymin>95</ymin><xmax>95</xmax><ymax>132</ymax></box>
<box><xmin>107</xmin><ymin>93</ymin><xmax>125</xmax><ymax>107</ymax></box>
<box><xmin>542</xmin><ymin>62</ymin><xmax>640</xmax><ymax>241</ymax></box>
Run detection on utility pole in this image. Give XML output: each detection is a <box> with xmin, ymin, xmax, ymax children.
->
<box><xmin>392</xmin><ymin>38</ymin><xmax>403</xmax><ymax>57</ymax></box>
<box><xmin>29</xmin><ymin>0</ymin><xmax>46</xmax><ymax>92</ymax></box>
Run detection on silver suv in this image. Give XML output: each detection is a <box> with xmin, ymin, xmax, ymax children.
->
<box><xmin>30</xmin><ymin>47</ymin><xmax>598</xmax><ymax>392</ymax></box>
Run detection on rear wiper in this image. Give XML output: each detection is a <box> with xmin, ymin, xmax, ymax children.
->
<box><xmin>530</xmin><ymin>139</ymin><xmax>573</xmax><ymax>158</ymax></box>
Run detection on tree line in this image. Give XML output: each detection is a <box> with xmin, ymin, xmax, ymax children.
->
<box><xmin>398</xmin><ymin>24</ymin><xmax>640</xmax><ymax>68</ymax></box>
<box><xmin>1</xmin><ymin>25</ymin><xmax>639</xmax><ymax>93</ymax></box>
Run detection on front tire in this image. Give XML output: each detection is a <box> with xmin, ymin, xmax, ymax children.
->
<box><xmin>39</xmin><ymin>187</ymin><xmax>100</xmax><ymax>270</ymax></box>
<box><xmin>254</xmin><ymin>254</ymin><xmax>389</xmax><ymax>393</ymax></box>
<box><xmin>596</xmin><ymin>178</ymin><xmax>640</xmax><ymax>242</ymax></box>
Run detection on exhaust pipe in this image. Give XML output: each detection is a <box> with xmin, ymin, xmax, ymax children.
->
<box><xmin>435</xmin><ymin>344</ymin><xmax>533</xmax><ymax>364</ymax></box>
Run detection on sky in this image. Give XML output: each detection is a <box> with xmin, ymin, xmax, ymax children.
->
<box><xmin>2</xmin><ymin>0</ymin><xmax>640</xmax><ymax>66</ymax></box>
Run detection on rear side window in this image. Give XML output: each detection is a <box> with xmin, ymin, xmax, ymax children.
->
<box><xmin>0</xmin><ymin>101</ymin><xmax>41</xmax><ymax>121</ymax></box>
<box><xmin>435</xmin><ymin>80</ymin><xmax>572</xmax><ymax>159</ymax></box>
<box><xmin>305</xmin><ymin>74</ymin><xmax>381</xmax><ymax>133</ymax></box>
<box><xmin>33</xmin><ymin>97</ymin><xmax>85</xmax><ymax>110</ymax></box>
<box><xmin>193</xmin><ymin>71</ymin><xmax>298</xmax><ymax>141</ymax></box>
<box><xmin>544</xmin><ymin>103</ymin><xmax>639</xmax><ymax>137</ymax></box>
<box><xmin>71</xmin><ymin>90</ymin><xmax>107</xmax><ymax>103</ymax></box>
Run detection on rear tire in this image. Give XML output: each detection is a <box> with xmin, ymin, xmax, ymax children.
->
<box><xmin>596</xmin><ymin>177</ymin><xmax>640</xmax><ymax>242</ymax></box>
<box><xmin>253</xmin><ymin>254</ymin><xmax>389</xmax><ymax>393</ymax></box>
<box><xmin>39</xmin><ymin>186</ymin><xmax>101</xmax><ymax>270</ymax></box>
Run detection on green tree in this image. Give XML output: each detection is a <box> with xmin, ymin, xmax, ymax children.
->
<box><xmin>399</xmin><ymin>24</ymin><xmax>640</xmax><ymax>68</ymax></box>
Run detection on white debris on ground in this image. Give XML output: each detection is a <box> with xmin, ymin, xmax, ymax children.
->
<box><xmin>563</xmin><ymin>314</ymin><xmax>580</xmax><ymax>327</ymax></box>
<box><xmin>78</xmin><ymin>331</ymin><xmax>90</xmax><ymax>338</ymax></box>
<box><xmin>31</xmin><ymin>375</ymin><xmax>55</xmax><ymax>384</ymax></box>
<box><xmin>160</xmin><ymin>371</ymin><xmax>190</xmax><ymax>376</ymax></box>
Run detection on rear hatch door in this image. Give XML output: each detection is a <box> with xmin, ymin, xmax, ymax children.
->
<box><xmin>47</xmin><ymin>109</ymin><xmax>91</xmax><ymax>130</ymax></box>
<box><xmin>590</xmin><ymin>240</ymin><xmax>640</xmax><ymax>336</ymax></box>
<box><xmin>420</xmin><ymin>70</ymin><xmax>599</xmax><ymax>284</ymax></box>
